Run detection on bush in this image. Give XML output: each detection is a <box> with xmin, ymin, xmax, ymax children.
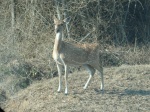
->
<box><xmin>0</xmin><ymin>0</ymin><xmax>150</xmax><ymax>96</ymax></box>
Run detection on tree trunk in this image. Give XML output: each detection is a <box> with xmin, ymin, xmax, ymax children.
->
<box><xmin>29</xmin><ymin>0</ymin><xmax>37</xmax><ymax>38</ymax></box>
<box><xmin>11</xmin><ymin>0</ymin><xmax>15</xmax><ymax>34</ymax></box>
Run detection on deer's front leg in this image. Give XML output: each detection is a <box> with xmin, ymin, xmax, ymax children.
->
<box><xmin>57</xmin><ymin>63</ymin><xmax>62</xmax><ymax>92</ymax></box>
<box><xmin>64</xmin><ymin>65</ymin><xmax>68</xmax><ymax>95</ymax></box>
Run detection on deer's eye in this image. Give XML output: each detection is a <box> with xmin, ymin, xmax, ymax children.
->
<box><xmin>60</xmin><ymin>23</ymin><xmax>63</xmax><ymax>26</ymax></box>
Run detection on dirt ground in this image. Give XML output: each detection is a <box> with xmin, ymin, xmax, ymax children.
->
<box><xmin>1</xmin><ymin>65</ymin><xmax>150</xmax><ymax>112</ymax></box>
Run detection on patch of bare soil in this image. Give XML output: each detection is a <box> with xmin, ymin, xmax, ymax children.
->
<box><xmin>1</xmin><ymin>65</ymin><xmax>150</xmax><ymax>112</ymax></box>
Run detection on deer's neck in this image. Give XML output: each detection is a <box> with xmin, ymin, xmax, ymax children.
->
<box><xmin>54</xmin><ymin>32</ymin><xmax>63</xmax><ymax>52</ymax></box>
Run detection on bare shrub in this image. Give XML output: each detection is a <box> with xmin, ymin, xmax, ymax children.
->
<box><xmin>0</xmin><ymin>0</ymin><xmax>150</xmax><ymax>97</ymax></box>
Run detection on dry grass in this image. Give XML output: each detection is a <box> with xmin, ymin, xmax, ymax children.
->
<box><xmin>0</xmin><ymin>1</ymin><xmax>150</xmax><ymax>111</ymax></box>
<box><xmin>1</xmin><ymin>64</ymin><xmax>150</xmax><ymax>112</ymax></box>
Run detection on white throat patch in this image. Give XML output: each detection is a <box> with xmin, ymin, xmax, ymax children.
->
<box><xmin>56</xmin><ymin>32</ymin><xmax>61</xmax><ymax>40</ymax></box>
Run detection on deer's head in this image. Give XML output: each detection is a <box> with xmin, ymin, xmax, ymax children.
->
<box><xmin>53</xmin><ymin>16</ymin><xmax>70</xmax><ymax>33</ymax></box>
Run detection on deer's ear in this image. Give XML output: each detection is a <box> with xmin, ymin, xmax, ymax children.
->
<box><xmin>63</xmin><ymin>17</ymin><xmax>70</xmax><ymax>24</ymax></box>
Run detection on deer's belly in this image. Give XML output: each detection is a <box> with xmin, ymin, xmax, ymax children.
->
<box><xmin>53</xmin><ymin>51</ymin><xmax>89</xmax><ymax>66</ymax></box>
<box><xmin>60</xmin><ymin>53</ymin><xmax>89</xmax><ymax>66</ymax></box>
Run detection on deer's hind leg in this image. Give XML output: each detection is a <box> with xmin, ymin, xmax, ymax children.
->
<box><xmin>83</xmin><ymin>64</ymin><xmax>96</xmax><ymax>89</ymax></box>
<box><xmin>92</xmin><ymin>63</ymin><xmax>104</xmax><ymax>91</ymax></box>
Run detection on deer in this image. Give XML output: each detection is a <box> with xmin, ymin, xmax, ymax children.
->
<box><xmin>52</xmin><ymin>16</ymin><xmax>104</xmax><ymax>95</ymax></box>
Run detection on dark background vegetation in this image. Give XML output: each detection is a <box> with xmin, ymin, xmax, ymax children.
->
<box><xmin>0</xmin><ymin>0</ymin><xmax>150</xmax><ymax>101</ymax></box>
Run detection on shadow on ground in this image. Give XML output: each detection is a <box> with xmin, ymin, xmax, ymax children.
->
<box><xmin>103</xmin><ymin>89</ymin><xmax>150</xmax><ymax>96</ymax></box>
<box><xmin>124</xmin><ymin>89</ymin><xmax>150</xmax><ymax>96</ymax></box>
